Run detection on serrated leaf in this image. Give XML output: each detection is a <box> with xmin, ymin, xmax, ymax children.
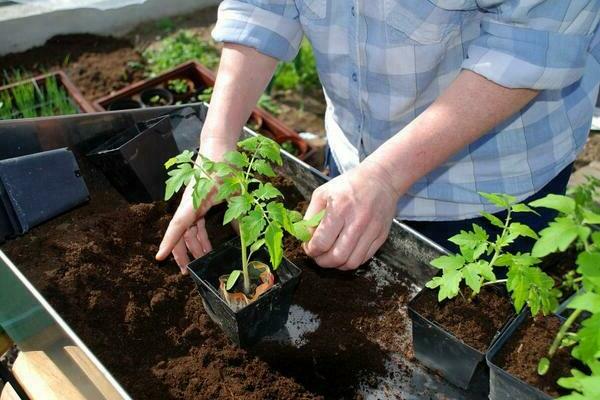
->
<box><xmin>266</xmin><ymin>201</ymin><xmax>286</xmax><ymax>224</ymax></box>
<box><xmin>164</xmin><ymin>156</ymin><xmax>179</xmax><ymax>169</ymax></box>
<box><xmin>509</xmin><ymin>222</ymin><xmax>539</xmax><ymax>240</ymax></box>
<box><xmin>238</xmin><ymin>136</ymin><xmax>260</xmax><ymax>151</ymax></box>
<box><xmin>582</xmin><ymin>209</ymin><xmax>600</xmax><ymax>225</ymax></box>
<box><xmin>576</xmin><ymin>251</ymin><xmax>600</xmax><ymax>292</ymax></box>
<box><xmin>507</xmin><ymin>264</ymin><xmax>559</xmax><ymax>315</ymax></box>
<box><xmin>215</xmin><ymin>178</ymin><xmax>239</xmax><ymax>202</ymax></box>
<box><xmin>252</xmin><ymin>182</ymin><xmax>282</xmax><ymax>200</ymax></box>
<box><xmin>449</xmin><ymin>225</ymin><xmax>488</xmax><ymax>249</ymax></box>
<box><xmin>224</xmin><ymin>151</ymin><xmax>249</xmax><ymax>168</ymax></box>
<box><xmin>530</xmin><ymin>194</ymin><xmax>575</xmax><ymax>214</ymax></box>
<box><xmin>430</xmin><ymin>268</ymin><xmax>462</xmax><ymax>301</ymax></box>
<box><xmin>240</xmin><ymin>208</ymin><xmax>266</xmax><ymax>245</ymax></box>
<box><xmin>481</xmin><ymin>212</ymin><xmax>504</xmax><ymax>228</ymax></box>
<box><xmin>257</xmin><ymin>138</ymin><xmax>282</xmax><ymax>165</ymax></box>
<box><xmin>430</xmin><ymin>254</ymin><xmax>465</xmax><ymax>271</ymax></box>
<box><xmin>304</xmin><ymin>209</ymin><xmax>325</xmax><ymax>227</ymax></box>
<box><xmin>567</xmin><ymin>292</ymin><xmax>600</xmax><ymax>314</ymax></box>
<box><xmin>252</xmin><ymin>159</ymin><xmax>276</xmax><ymax>177</ymax></box>
<box><xmin>532</xmin><ymin>218</ymin><xmax>589</xmax><ymax>258</ymax></box>
<box><xmin>511</xmin><ymin>203</ymin><xmax>539</xmax><ymax>214</ymax></box>
<box><xmin>291</xmin><ymin>220</ymin><xmax>312</xmax><ymax>242</ymax></box>
<box><xmin>249</xmin><ymin>239</ymin><xmax>265</xmax><ymax>254</ymax></box>
<box><xmin>223</xmin><ymin>194</ymin><xmax>252</xmax><ymax>224</ymax></box>
<box><xmin>288</xmin><ymin>210</ymin><xmax>303</xmax><ymax>223</ymax></box>
<box><xmin>558</xmin><ymin>368</ymin><xmax>600</xmax><ymax>399</ymax></box>
<box><xmin>463</xmin><ymin>262</ymin><xmax>483</xmax><ymax>294</ymax></box>
<box><xmin>480</xmin><ymin>192</ymin><xmax>515</xmax><ymax>208</ymax></box>
<box><xmin>225</xmin><ymin>270</ymin><xmax>241</xmax><ymax>291</ymax></box>
<box><xmin>265</xmin><ymin>223</ymin><xmax>283</xmax><ymax>269</ymax></box>
<box><xmin>572</xmin><ymin>314</ymin><xmax>600</xmax><ymax>366</ymax></box>
<box><xmin>213</xmin><ymin>161</ymin><xmax>234</xmax><ymax>177</ymax></box>
<box><xmin>192</xmin><ymin>178</ymin><xmax>213</xmax><ymax>209</ymax></box>
<box><xmin>164</xmin><ymin>164</ymin><xmax>194</xmax><ymax>201</ymax></box>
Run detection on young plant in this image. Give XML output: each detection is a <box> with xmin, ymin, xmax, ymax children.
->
<box><xmin>10</xmin><ymin>74</ymin><xmax>37</xmax><ymax>119</ymax></box>
<box><xmin>0</xmin><ymin>90</ymin><xmax>13</xmax><ymax>120</ymax></box>
<box><xmin>281</xmin><ymin>140</ymin><xmax>298</xmax><ymax>156</ymax></box>
<box><xmin>257</xmin><ymin>93</ymin><xmax>281</xmax><ymax>115</ymax></box>
<box><xmin>527</xmin><ymin>178</ymin><xmax>600</xmax><ymax>394</ymax></box>
<box><xmin>164</xmin><ymin>135</ymin><xmax>324</xmax><ymax>307</ymax></box>
<box><xmin>167</xmin><ymin>79</ymin><xmax>192</xmax><ymax>94</ymax></box>
<box><xmin>196</xmin><ymin>87</ymin><xmax>213</xmax><ymax>103</ymax></box>
<box><xmin>426</xmin><ymin>193</ymin><xmax>560</xmax><ymax>316</ymax></box>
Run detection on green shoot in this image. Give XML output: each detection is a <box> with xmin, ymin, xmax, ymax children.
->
<box><xmin>426</xmin><ymin>192</ymin><xmax>560</xmax><ymax>316</ymax></box>
<box><xmin>164</xmin><ymin>135</ymin><xmax>324</xmax><ymax>296</ymax></box>
<box><xmin>258</xmin><ymin>93</ymin><xmax>281</xmax><ymax>115</ymax></box>
<box><xmin>167</xmin><ymin>79</ymin><xmax>191</xmax><ymax>94</ymax></box>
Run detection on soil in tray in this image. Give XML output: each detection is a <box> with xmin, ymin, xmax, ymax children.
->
<box><xmin>411</xmin><ymin>286</ymin><xmax>514</xmax><ymax>352</ymax></box>
<box><xmin>495</xmin><ymin>315</ymin><xmax>577</xmax><ymax>397</ymax></box>
<box><xmin>2</xmin><ymin>170</ymin><xmax>412</xmax><ymax>399</ymax></box>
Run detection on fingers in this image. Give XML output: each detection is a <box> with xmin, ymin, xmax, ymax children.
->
<box><xmin>304</xmin><ymin>186</ymin><xmax>327</xmax><ymax>221</ymax></box>
<box><xmin>172</xmin><ymin>239</ymin><xmax>191</xmax><ymax>274</ymax></box>
<box><xmin>195</xmin><ymin>219</ymin><xmax>212</xmax><ymax>254</ymax></box>
<box><xmin>337</xmin><ymin>225</ymin><xmax>382</xmax><ymax>271</ymax></box>
<box><xmin>361</xmin><ymin>231</ymin><xmax>389</xmax><ymax>265</ymax></box>
<box><xmin>304</xmin><ymin>207</ymin><xmax>344</xmax><ymax>258</ymax></box>
<box><xmin>314</xmin><ymin>224</ymin><xmax>361</xmax><ymax>268</ymax></box>
<box><xmin>156</xmin><ymin>205</ymin><xmax>197</xmax><ymax>260</ymax></box>
<box><xmin>184</xmin><ymin>226</ymin><xmax>204</xmax><ymax>259</ymax></box>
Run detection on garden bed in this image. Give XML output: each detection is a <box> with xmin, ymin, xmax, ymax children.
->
<box><xmin>1</xmin><ymin>158</ymin><xmax>422</xmax><ymax>400</ymax></box>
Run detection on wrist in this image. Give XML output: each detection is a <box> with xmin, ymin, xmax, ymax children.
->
<box><xmin>199</xmin><ymin>134</ymin><xmax>237</xmax><ymax>161</ymax></box>
<box><xmin>359</xmin><ymin>158</ymin><xmax>406</xmax><ymax>201</ymax></box>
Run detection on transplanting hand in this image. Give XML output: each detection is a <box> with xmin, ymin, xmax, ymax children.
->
<box><xmin>303</xmin><ymin>160</ymin><xmax>400</xmax><ymax>270</ymax></box>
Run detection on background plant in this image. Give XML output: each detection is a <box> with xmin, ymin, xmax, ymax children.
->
<box><xmin>167</xmin><ymin>79</ymin><xmax>190</xmax><ymax>94</ymax></box>
<box><xmin>164</xmin><ymin>135</ymin><xmax>323</xmax><ymax>296</ymax></box>
<box><xmin>528</xmin><ymin>178</ymin><xmax>600</xmax><ymax>397</ymax></box>
<box><xmin>267</xmin><ymin>39</ymin><xmax>320</xmax><ymax>94</ymax></box>
<box><xmin>426</xmin><ymin>192</ymin><xmax>560</xmax><ymax>316</ymax></box>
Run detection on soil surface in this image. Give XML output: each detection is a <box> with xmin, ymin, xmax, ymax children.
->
<box><xmin>411</xmin><ymin>287</ymin><xmax>514</xmax><ymax>352</ymax></box>
<box><xmin>495</xmin><ymin>315</ymin><xmax>577</xmax><ymax>397</ymax></box>
<box><xmin>2</xmin><ymin>166</ymin><xmax>411</xmax><ymax>400</ymax></box>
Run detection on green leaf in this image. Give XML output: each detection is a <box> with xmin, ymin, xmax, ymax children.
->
<box><xmin>192</xmin><ymin>178</ymin><xmax>213</xmax><ymax>209</ymax></box>
<box><xmin>213</xmin><ymin>161</ymin><xmax>234</xmax><ymax>177</ymax></box>
<box><xmin>430</xmin><ymin>254</ymin><xmax>465</xmax><ymax>271</ymax></box>
<box><xmin>164</xmin><ymin>164</ymin><xmax>194</xmax><ymax>201</ymax></box>
<box><xmin>266</xmin><ymin>201</ymin><xmax>287</xmax><ymax>224</ymax></box>
<box><xmin>304</xmin><ymin>209</ymin><xmax>325</xmax><ymax>227</ymax></box>
<box><xmin>567</xmin><ymin>292</ymin><xmax>600</xmax><ymax>314</ymax></box>
<box><xmin>225</xmin><ymin>270</ymin><xmax>241</xmax><ymax>291</ymax></box>
<box><xmin>291</xmin><ymin>220</ymin><xmax>312</xmax><ymax>242</ymax></box>
<box><xmin>223</xmin><ymin>194</ymin><xmax>252</xmax><ymax>224</ymax></box>
<box><xmin>256</xmin><ymin>138</ymin><xmax>282</xmax><ymax>165</ymax></box>
<box><xmin>576</xmin><ymin>251</ymin><xmax>600</xmax><ymax>292</ymax></box>
<box><xmin>572</xmin><ymin>314</ymin><xmax>600</xmax><ymax>366</ymax></box>
<box><xmin>532</xmin><ymin>217</ymin><xmax>588</xmax><ymax>258</ymax></box>
<box><xmin>507</xmin><ymin>264</ymin><xmax>559</xmax><ymax>315</ymax></box>
<box><xmin>481</xmin><ymin>212</ymin><xmax>504</xmax><ymax>228</ymax></box>
<box><xmin>479</xmin><ymin>192</ymin><xmax>515</xmax><ymax>208</ymax></box>
<box><xmin>582</xmin><ymin>209</ymin><xmax>600</xmax><ymax>225</ymax></box>
<box><xmin>238</xmin><ymin>136</ymin><xmax>261</xmax><ymax>152</ymax></box>
<box><xmin>509</xmin><ymin>222</ymin><xmax>539</xmax><ymax>240</ymax></box>
<box><xmin>537</xmin><ymin>357</ymin><xmax>550</xmax><ymax>375</ymax></box>
<box><xmin>426</xmin><ymin>268</ymin><xmax>462</xmax><ymax>301</ymax></box>
<box><xmin>249</xmin><ymin>239</ymin><xmax>265</xmax><ymax>254</ymax></box>
<box><xmin>265</xmin><ymin>223</ymin><xmax>283</xmax><ymax>269</ymax></box>
<box><xmin>240</xmin><ymin>208</ymin><xmax>266</xmax><ymax>245</ymax></box>
<box><xmin>288</xmin><ymin>210</ymin><xmax>303</xmax><ymax>223</ymax></box>
<box><xmin>252</xmin><ymin>159</ymin><xmax>276</xmax><ymax>177</ymax></box>
<box><xmin>557</xmin><ymin>367</ymin><xmax>600</xmax><ymax>399</ymax></box>
<box><xmin>530</xmin><ymin>194</ymin><xmax>576</xmax><ymax>214</ymax></box>
<box><xmin>224</xmin><ymin>151</ymin><xmax>249</xmax><ymax>168</ymax></box>
<box><xmin>511</xmin><ymin>203</ymin><xmax>539</xmax><ymax>214</ymax></box>
<box><xmin>252</xmin><ymin>182</ymin><xmax>282</xmax><ymax>200</ymax></box>
<box><xmin>215</xmin><ymin>178</ymin><xmax>239</xmax><ymax>202</ymax></box>
<box><xmin>449</xmin><ymin>225</ymin><xmax>488</xmax><ymax>249</ymax></box>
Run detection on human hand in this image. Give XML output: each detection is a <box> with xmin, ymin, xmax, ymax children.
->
<box><xmin>303</xmin><ymin>160</ymin><xmax>401</xmax><ymax>270</ymax></box>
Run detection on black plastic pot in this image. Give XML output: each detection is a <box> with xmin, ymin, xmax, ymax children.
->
<box><xmin>187</xmin><ymin>238</ymin><xmax>302</xmax><ymax>347</ymax></box>
<box><xmin>140</xmin><ymin>88</ymin><xmax>174</xmax><ymax>108</ymax></box>
<box><xmin>107</xmin><ymin>98</ymin><xmax>143</xmax><ymax>111</ymax></box>
<box><xmin>0</xmin><ymin>148</ymin><xmax>89</xmax><ymax>242</ymax></box>
<box><xmin>408</xmin><ymin>287</ymin><xmax>514</xmax><ymax>390</ymax></box>
<box><xmin>144</xmin><ymin>107</ymin><xmax>203</xmax><ymax>152</ymax></box>
<box><xmin>486</xmin><ymin>311</ymin><xmax>563</xmax><ymax>400</ymax></box>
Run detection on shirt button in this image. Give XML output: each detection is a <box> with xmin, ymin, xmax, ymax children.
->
<box><xmin>351</xmin><ymin>6</ymin><xmax>355</xmax><ymax>16</ymax></box>
<box><xmin>352</xmin><ymin>72</ymin><xmax>357</xmax><ymax>82</ymax></box>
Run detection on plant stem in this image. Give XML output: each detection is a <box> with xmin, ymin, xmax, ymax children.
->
<box><xmin>547</xmin><ymin>308</ymin><xmax>583</xmax><ymax>358</ymax></box>
<box><xmin>240</xmin><ymin>228</ymin><xmax>251</xmax><ymax>295</ymax></box>
<box><xmin>482</xmin><ymin>279</ymin><xmax>507</xmax><ymax>287</ymax></box>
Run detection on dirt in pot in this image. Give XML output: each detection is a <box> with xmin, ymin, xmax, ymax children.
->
<box><xmin>411</xmin><ymin>286</ymin><xmax>513</xmax><ymax>352</ymax></box>
<box><xmin>2</xmin><ymin>166</ymin><xmax>415</xmax><ymax>399</ymax></box>
<box><xmin>495</xmin><ymin>315</ymin><xmax>578</xmax><ymax>397</ymax></box>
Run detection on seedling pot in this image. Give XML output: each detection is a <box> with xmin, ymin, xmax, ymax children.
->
<box><xmin>187</xmin><ymin>238</ymin><xmax>302</xmax><ymax>347</ymax></box>
<box><xmin>0</xmin><ymin>148</ymin><xmax>89</xmax><ymax>241</ymax></box>
<box><xmin>486</xmin><ymin>311</ymin><xmax>560</xmax><ymax>400</ymax></box>
<box><xmin>408</xmin><ymin>287</ymin><xmax>511</xmax><ymax>389</ymax></box>
<box><xmin>107</xmin><ymin>98</ymin><xmax>143</xmax><ymax>111</ymax></box>
<box><xmin>140</xmin><ymin>88</ymin><xmax>174</xmax><ymax>108</ymax></box>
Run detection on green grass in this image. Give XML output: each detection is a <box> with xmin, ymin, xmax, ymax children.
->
<box><xmin>143</xmin><ymin>31</ymin><xmax>220</xmax><ymax>76</ymax></box>
<box><xmin>268</xmin><ymin>39</ymin><xmax>320</xmax><ymax>93</ymax></box>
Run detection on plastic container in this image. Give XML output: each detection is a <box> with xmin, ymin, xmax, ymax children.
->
<box><xmin>0</xmin><ymin>148</ymin><xmax>89</xmax><ymax>241</ymax></box>
<box><xmin>107</xmin><ymin>98</ymin><xmax>143</xmax><ymax>111</ymax></box>
<box><xmin>187</xmin><ymin>238</ymin><xmax>302</xmax><ymax>347</ymax></box>
<box><xmin>140</xmin><ymin>88</ymin><xmax>174</xmax><ymax>108</ymax></box>
<box><xmin>486</xmin><ymin>311</ymin><xmax>562</xmax><ymax>400</ymax></box>
<box><xmin>408</xmin><ymin>287</ymin><xmax>514</xmax><ymax>390</ymax></box>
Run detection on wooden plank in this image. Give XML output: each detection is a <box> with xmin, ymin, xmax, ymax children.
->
<box><xmin>64</xmin><ymin>346</ymin><xmax>122</xmax><ymax>400</ymax></box>
<box><xmin>0</xmin><ymin>383</ymin><xmax>21</xmax><ymax>400</ymax></box>
<box><xmin>12</xmin><ymin>351</ymin><xmax>85</xmax><ymax>400</ymax></box>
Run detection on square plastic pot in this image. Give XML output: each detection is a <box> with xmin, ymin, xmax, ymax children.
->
<box><xmin>0</xmin><ymin>148</ymin><xmax>89</xmax><ymax>242</ymax></box>
<box><xmin>187</xmin><ymin>238</ymin><xmax>302</xmax><ymax>347</ymax></box>
<box><xmin>486</xmin><ymin>311</ymin><xmax>563</xmax><ymax>400</ymax></box>
<box><xmin>87</xmin><ymin>107</ymin><xmax>202</xmax><ymax>203</ymax></box>
<box><xmin>408</xmin><ymin>287</ymin><xmax>514</xmax><ymax>390</ymax></box>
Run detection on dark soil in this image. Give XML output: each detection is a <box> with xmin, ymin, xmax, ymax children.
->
<box><xmin>411</xmin><ymin>287</ymin><xmax>514</xmax><ymax>352</ymax></box>
<box><xmin>2</xmin><ymin>166</ymin><xmax>411</xmax><ymax>400</ymax></box>
<box><xmin>495</xmin><ymin>315</ymin><xmax>576</xmax><ymax>397</ymax></box>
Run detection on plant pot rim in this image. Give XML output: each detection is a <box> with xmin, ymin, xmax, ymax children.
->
<box><xmin>486</xmin><ymin>310</ymin><xmax>566</xmax><ymax>400</ymax></box>
<box><xmin>408</xmin><ymin>285</ymin><xmax>517</xmax><ymax>355</ymax></box>
<box><xmin>187</xmin><ymin>238</ymin><xmax>302</xmax><ymax>314</ymax></box>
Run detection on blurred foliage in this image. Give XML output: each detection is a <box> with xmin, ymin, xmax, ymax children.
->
<box><xmin>268</xmin><ymin>39</ymin><xmax>320</xmax><ymax>93</ymax></box>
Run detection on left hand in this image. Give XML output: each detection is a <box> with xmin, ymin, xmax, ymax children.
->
<box><xmin>303</xmin><ymin>160</ymin><xmax>401</xmax><ymax>270</ymax></box>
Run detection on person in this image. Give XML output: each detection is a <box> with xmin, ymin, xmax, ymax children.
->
<box><xmin>156</xmin><ymin>0</ymin><xmax>600</xmax><ymax>273</ymax></box>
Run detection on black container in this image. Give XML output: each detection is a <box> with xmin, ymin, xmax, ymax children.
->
<box><xmin>187</xmin><ymin>238</ymin><xmax>302</xmax><ymax>347</ymax></box>
<box><xmin>144</xmin><ymin>107</ymin><xmax>203</xmax><ymax>152</ymax></box>
<box><xmin>87</xmin><ymin>116</ymin><xmax>179</xmax><ymax>203</ymax></box>
<box><xmin>0</xmin><ymin>148</ymin><xmax>89</xmax><ymax>242</ymax></box>
<box><xmin>140</xmin><ymin>88</ymin><xmax>174</xmax><ymax>108</ymax></box>
<box><xmin>107</xmin><ymin>98</ymin><xmax>143</xmax><ymax>111</ymax></box>
<box><xmin>486</xmin><ymin>311</ymin><xmax>562</xmax><ymax>400</ymax></box>
<box><xmin>408</xmin><ymin>287</ymin><xmax>514</xmax><ymax>390</ymax></box>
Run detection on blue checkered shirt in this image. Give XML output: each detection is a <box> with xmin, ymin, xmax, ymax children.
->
<box><xmin>213</xmin><ymin>0</ymin><xmax>600</xmax><ymax>221</ymax></box>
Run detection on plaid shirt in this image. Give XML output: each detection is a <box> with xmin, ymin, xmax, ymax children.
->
<box><xmin>213</xmin><ymin>0</ymin><xmax>600</xmax><ymax>221</ymax></box>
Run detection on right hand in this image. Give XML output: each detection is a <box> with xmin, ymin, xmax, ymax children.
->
<box><xmin>155</xmin><ymin>181</ymin><xmax>214</xmax><ymax>274</ymax></box>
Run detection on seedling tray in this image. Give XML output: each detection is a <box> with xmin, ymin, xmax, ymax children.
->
<box><xmin>0</xmin><ymin>71</ymin><xmax>95</xmax><ymax>118</ymax></box>
<box><xmin>93</xmin><ymin>61</ymin><xmax>312</xmax><ymax>160</ymax></box>
<box><xmin>0</xmin><ymin>107</ymin><xmax>493</xmax><ymax>400</ymax></box>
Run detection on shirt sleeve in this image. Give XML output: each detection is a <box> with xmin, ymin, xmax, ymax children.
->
<box><xmin>212</xmin><ymin>0</ymin><xmax>304</xmax><ymax>62</ymax></box>
<box><xmin>462</xmin><ymin>0</ymin><xmax>600</xmax><ymax>90</ymax></box>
